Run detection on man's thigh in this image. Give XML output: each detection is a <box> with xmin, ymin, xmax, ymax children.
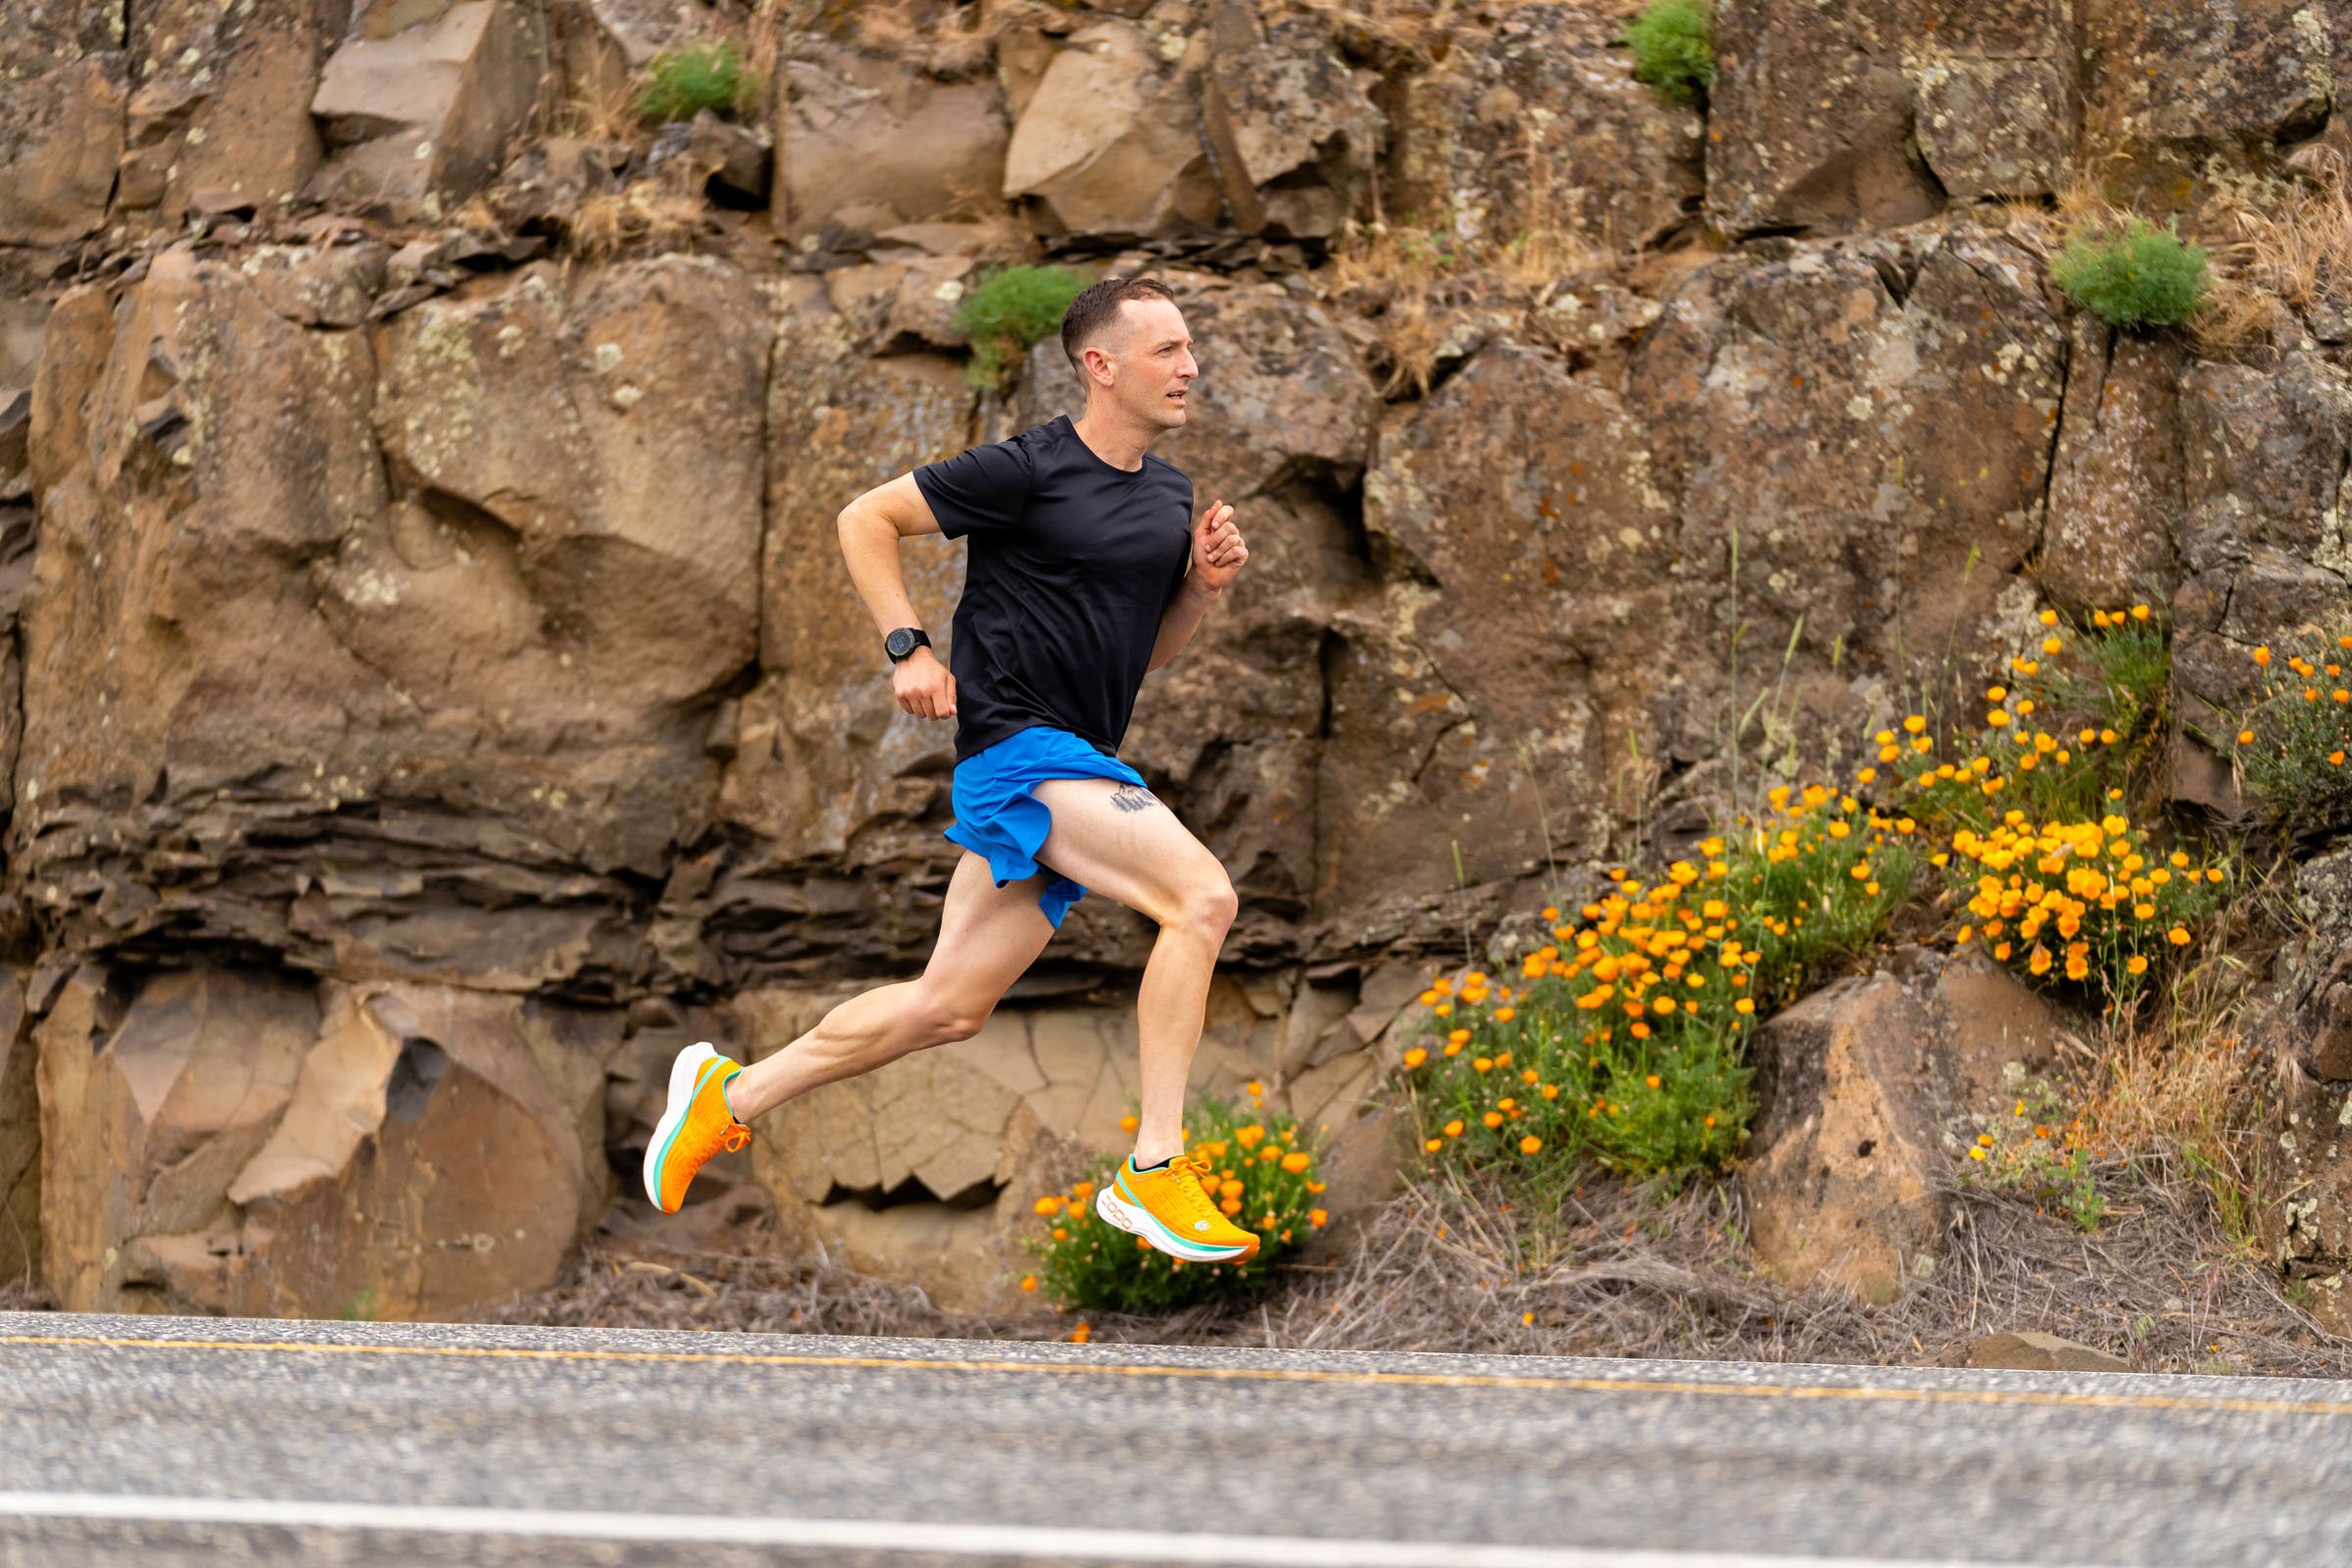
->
<box><xmin>1030</xmin><ymin>775</ymin><xmax>1226</xmax><ymax>927</ymax></box>
<box><xmin>917</xmin><ymin>850</ymin><xmax>1056</xmax><ymax>1021</ymax></box>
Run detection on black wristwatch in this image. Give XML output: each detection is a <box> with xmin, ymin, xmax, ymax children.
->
<box><xmin>884</xmin><ymin>626</ymin><xmax>932</xmax><ymax>663</ymax></box>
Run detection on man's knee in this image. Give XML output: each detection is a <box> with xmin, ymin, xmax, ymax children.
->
<box><xmin>1172</xmin><ymin>873</ymin><xmax>1239</xmax><ymax>937</ymax></box>
<box><xmin>908</xmin><ymin>987</ymin><xmax>992</xmax><ymax>1047</ymax></box>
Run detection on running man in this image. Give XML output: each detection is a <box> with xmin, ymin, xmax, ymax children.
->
<box><xmin>644</xmin><ymin>275</ymin><xmax>1266</xmax><ymax>1263</ymax></box>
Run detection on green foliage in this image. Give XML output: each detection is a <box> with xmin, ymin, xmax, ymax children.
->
<box><xmin>1726</xmin><ymin>789</ymin><xmax>1923</xmax><ymax>1007</ymax></box>
<box><xmin>2049</xmin><ymin>216</ymin><xmax>2210</xmax><ymax>329</ymax></box>
<box><xmin>954</xmin><ymin>265</ymin><xmax>1092</xmax><ymax>389</ymax></box>
<box><xmin>1021</xmin><ymin>1094</ymin><xmax>1324</xmax><ymax>1314</ymax></box>
<box><xmin>1898</xmin><ymin>605</ymin><xmax>2172</xmax><ymax>835</ymax></box>
<box><xmin>1622</xmin><ymin>0</ymin><xmax>1715</xmax><ymax>106</ymax></box>
<box><xmin>2228</xmin><ymin>628</ymin><xmax>2352</xmax><ymax>839</ymax></box>
<box><xmin>1887</xmin><ymin>605</ymin><xmax>2227</xmax><ymax>1012</ymax></box>
<box><xmin>1962</xmin><ymin>1069</ymin><xmax>2108</xmax><ymax>1231</ymax></box>
<box><xmin>636</xmin><ymin>39</ymin><xmax>751</xmax><ymax>123</ymax></box>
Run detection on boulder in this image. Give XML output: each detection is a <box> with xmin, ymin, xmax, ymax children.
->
<box><xmin>1913</xmin><ymin>58</ymin><xmax>2073</xmax><ymax>202</ymax></box>
<box><xmin>1705</xmin><ymin>0</ymin><xmax>1940</xmax><ymax>235</ymax></box>
<box><xmin>0</xmin><ymin>55</ymin><xmax>129</xmax><ymax>246</ymax></box>
<box><xmin>2037</xmin><ymin>318</ymin><xmax>2186</xmax><ymax>613</ymax></box>
<box><xmin>1909</xmin><ymin>0</ymin><xmax>2076</xmax><ymax>202</ymax></box>
<box><xmin>776</xmin><ymin>33</ymin><xmax>1010</xmax><ymax>244</ymax></box>
<box><xmin>1741</xmin><ymin>946</ymin><xmax>2073</xmax><ymax>1299</ymax></box>
<box><xmin>1387</xmin><ymin>2</ymin><xmax>1700</xmax><ymax>250</ymax></box>
<box><xmin>999</xmin><ymin>18</ymin><xmax>1222</xmax><ymax>243</ymax></box>
<box><xmin>1199</xmin><ymin>6</ymin><xmax>1383</xmax><ymax>243</ymax></box>
<box><xmin>39</xmin><ymin>965</ymin><xmax>609</xmax><ymax>1319</ymax></box>
<box><xmin>20</xmin><ymin>250</ymin><xmax>767</xmax><ymax>994</ymax></box>
<box><xmin>1631</xmin><ymin>232</ymin><xmax>2065</xmax><ymax>724</ymax></box>
<box><xmin>2080</xmin><ymin>0</ymin><xmax>2333</xmax><ymax>213</ymax></box>
<box><xmin>36</xmin><ymin>967</ymin><xmax>319</xmax><ymax>1312</ymax></box>
<box><xmin>310</xmin><ymin>0</ymin><xmax>550</xmax><ymax>220</ymax></box>
<box><xmin>114</xmin><ymin>0</ymin><xmax>336</xmax><ymax>229</ymax></box>
<box><xmin>1964</xmin><ymin>1330</ymin><xmax>2132</xmax><ymax>1372</ymax></box>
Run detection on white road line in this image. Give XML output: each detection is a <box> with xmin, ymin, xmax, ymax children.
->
<box><xmin>0</xmin><ymin>1492</ymin><xmax>2097</xmax><ymax>1568</ymax></box>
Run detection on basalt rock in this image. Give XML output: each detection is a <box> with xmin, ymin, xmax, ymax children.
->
<box><xmin>1387</xmin><ymin>2</ymin><xmax>1701</xmax><ymax>251</ymax></box>
<box><xmin>38</xmin><ymin>964</ymin><xmax>608</xmax><ymax>1319</ymax></box>
<box><xmin>21</xmin><ymin>250</ymin><xmax>767</xmax><ymax>996</ymax></box>
<box><xmin>1741</xmin><ymin>946</ymin><xmax>2074</xmax><ymax>1299</ymax></box>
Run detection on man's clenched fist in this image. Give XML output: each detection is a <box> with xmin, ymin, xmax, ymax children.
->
<box><xmin>896</xmin><ymin>646</ymin><xmax>956</xmax><ymax>719</ymax></box>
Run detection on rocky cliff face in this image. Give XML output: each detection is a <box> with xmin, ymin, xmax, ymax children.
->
<box><xmin>5</xmin><ymin>0</ymin><xmax>2351</xmax><ymax>1317</ymax></box>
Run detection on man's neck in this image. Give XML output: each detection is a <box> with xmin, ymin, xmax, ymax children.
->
<box><xmin>1069</xmin><ymin>407</ymin><xmax>1150</xmax><ymax>472</ymax></box>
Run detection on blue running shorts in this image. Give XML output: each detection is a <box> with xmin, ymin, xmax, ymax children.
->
<box><xmin>942</xmin><ymin>725</ymin><xmax>1149</xmax><ymax>929</ymax></box>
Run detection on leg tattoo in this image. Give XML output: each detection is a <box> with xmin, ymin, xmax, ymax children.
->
<box><xmin>1109</xmin><ymin>783</ymin><xmax>1162</xmax><ymax>814</ymax></box>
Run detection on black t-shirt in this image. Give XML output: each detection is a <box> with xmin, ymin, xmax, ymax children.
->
<box><xmin>913</xmin><ymin>414</ymin><xmax>1196</xmax><ymax>765</ymax></box>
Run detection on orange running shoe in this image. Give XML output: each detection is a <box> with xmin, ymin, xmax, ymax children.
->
<box><xmin>643</xmin><ymin>1043</ymin><xmax>749</xmax><ymax>1214</ymax></box>
<box><xmin>1095</xmin><ymin>1152</ymin><xmax>1261</xmax><ymax>1263</ymax></box>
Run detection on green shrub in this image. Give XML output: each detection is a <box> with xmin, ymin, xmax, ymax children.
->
<box><xmin>1400</xmin><ymin>853</ymin><xmax>1756</xmax><ymax>1200</ymax></box>
<box><xmin>636</xmin><ymin>39</ymin><xmax>751</xmax><ymax>123</ymax></box>
<box><xmin>1726</xmin><ymin>787</ymin><xmax>1923</xmax><ymax>1007</ymax></box>
<box><xmin>1622</xmin><ymin>0</ymin><xmax>1715</xmax><ymax>106</ymax></box>
<box><xmin>1961</xmin><ymin>1067</ymin><xmax>2108</xmax><ymax>1231</ymax></box>
<box><xmin>1895</xmin><ymin>603</ymin><xmax>2171</xmax><ymax>835</ymax></box>
<box><xmin>1020</xmin><ymin>1093</ymin><xmax>1325</xmax><ymax>1314</ymax></box>
<box><xmin>2228</xmin><ymin>627</ymin><xmax>2352</xmax><ymax>838</ymax></box>
<box><xmin>2049</xmin><ymin>216</ymin><xmax>2210</xmax><ymax>329</ymax></box>
<box><xmin>954</xmin><ymin>265</ymin><xmax>1091</xmax><ymax>389</ymax></box>
<box><xmin>1879</xmin><ymin>603</ymin><xmax>2227</xmax><ymax>1012</ymax></box>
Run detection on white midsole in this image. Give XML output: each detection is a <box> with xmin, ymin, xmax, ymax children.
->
<box><xmin>1095</xmin><ymin>1185</ymin><xmax>1249</xmax><ymax>1263</ymax></box>
<box><xmin>642</xmin><ymin>1043</ymin><xmax>718</xmax><ymax>1210</ymax></box>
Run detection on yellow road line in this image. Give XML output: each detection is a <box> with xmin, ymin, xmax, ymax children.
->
<box><xmin>4</xmin><ymin>1331</ymin><xmax>2348</xmax><ymax>1418</ymax></box>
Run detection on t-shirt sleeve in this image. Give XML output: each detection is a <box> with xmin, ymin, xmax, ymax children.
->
<box><xmin>912</xmin><ymin>437</ymin><xmax>1033</xmax><ymax>539</ymax></box>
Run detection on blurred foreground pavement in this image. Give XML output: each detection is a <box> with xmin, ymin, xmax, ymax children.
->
<box><xmin>4</xmin><ymin>1310</ymin><xmax>2349</xmax><ymax>1567</ymax></box>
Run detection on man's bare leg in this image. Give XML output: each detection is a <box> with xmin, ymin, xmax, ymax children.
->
<box><xmin>1031</xmin><ymin>776</ymin><xmax>1238</xmax><ymax>1164</ymax></box>
<box><xmin>723</xmin><ymin>851</ymin><xmax>1056</xmax><ymax>1124</ymax></box>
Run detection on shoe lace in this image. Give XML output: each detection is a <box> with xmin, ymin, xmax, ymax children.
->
<box><xmin>1159</xmin><ymin>1154</ymin><xmax>1224</xmax><ymax>1225</ymax></box>
<box><xmin>716</xmin><ymin>1124</ymin><xmax>750</xmax><ymax>1153</ymax></box>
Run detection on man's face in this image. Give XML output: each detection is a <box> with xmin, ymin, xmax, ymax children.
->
<box><xmin>1098</xmin><ymin>298</ymin><xmax>1197</xmax><ymax>426</ymax></box>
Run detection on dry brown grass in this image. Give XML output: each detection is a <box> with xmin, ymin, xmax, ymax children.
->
<box><xmin>1091</xmin><ymin>1169</ymin><xmax>2347</xmax><ymax>1376</ymax></box>
<box><xmin>0</xmin><ymin>1272</ymin><xmax>54</xmax><ymax>1312</ymax></box>
<box><xmin>567</xmin><ymin>180</ymin><xmax>709</xmax><ymax>260</ymax></box>
<box><xmin>477</xmin><ymin>1165</ymin><xmax>2345</xmax><ymax>1377</ymax></box>
<box><xmin>2191</xmin><ymin>155</ymin><xmax>2352</xmax><ymax>360</ymax></box>
<box><xmin>1315</xmin><ymin>114</ymin><xmax>1615</xmax><ymax>397</ymax></box>
<box><xmin>483</xmin><ymin>1230</ymin><xmax>1045</xmax><ymax>1341</ymax></box>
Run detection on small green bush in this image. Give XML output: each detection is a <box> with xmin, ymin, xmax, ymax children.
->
<box><xmin>1021</xmin><ymin>1093</ymin><xmax>1326</xmax><ymax>1314</ymax></box>
<box><xmin>2049</xmin><ymin>216</ymin><xmax>2210</xmax><ymax>329</ymax></box>
<box><xmin>1622</xmin><ymin>0</ymin><xmax>1714</xmax><ymax>107</ymax></box>
<box><xmin>636</xmin><ymin>39</ymin><xmax>751</xmax><ymax>123</ymax></box>
<box><xmin>2228</xmin><ymin>627</ymin><xmax>2352</xmax><ymax>838</ymax></box>
<box><xmin>954</xmin><ymin>265</ymin><xmax>1091</xmax><ymax>390</ymax></box>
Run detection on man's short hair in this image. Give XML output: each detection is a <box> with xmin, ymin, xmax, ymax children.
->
<box><xmin>1061</xmin><ymin>275</ymin><xmax>1178</xmax><ymax>380</ymax></box>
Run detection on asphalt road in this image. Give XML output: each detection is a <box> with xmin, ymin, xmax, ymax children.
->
<box><xmin>3</xmin><ymin>1311</ymin><xmax>2350</xmax><ymax>1567</ymax></box>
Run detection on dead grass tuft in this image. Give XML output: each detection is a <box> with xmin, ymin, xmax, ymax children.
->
<box><xmin>1082</xmin><ymin>1169</ymin><xmax>2347</xmax><ymax>1377</ymax></box>
<box><xmin>1315</xmin><ymin>115</ymin><xmax>1616</xmax><ymax>398</ymax></box>
<box><xmin>2192</xmin><ymin>158</ymin><xmax>2352</xmax><ymax>360</ymax></box>
<box><xmin>0</xmin><ymin>1272</ymin><xmax>54</xmax><ymax>1312</ymax></box>
<box><xmin>483</xmin><ymin>1231</ymin><xmax>1049</xmax><ymax>1342</ymax></box>
<box><xmin>567</xmin><ymin>180</ymin><xmax>709</xmax><ymax>261</ymax></box>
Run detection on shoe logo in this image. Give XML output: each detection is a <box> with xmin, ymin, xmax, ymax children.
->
<box><xmin>1195</xmin><ymin>1220</ymin><xmax>1209</xmax><ymax>1231</ymax></box>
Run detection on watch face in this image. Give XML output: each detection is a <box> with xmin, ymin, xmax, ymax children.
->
<box><xmin>887</xmin><ymin>629</ymin><xmax>915</xmax><ymax>658</ymax></box>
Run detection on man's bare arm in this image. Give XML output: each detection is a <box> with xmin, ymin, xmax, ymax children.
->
<box><xmin>837</xmin><ymin>473</ymin><xmax>941</xmax><ymax>640</ymax></box>
<box><xmin>1146</xmin><ymin>575</ymin><xmax>1221</xmax><ymax>673</ymax></box>
<box><xmin>840</xmin><ymin>474</ymin><xmax>957</xmax><ymax>719</ymax></box>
